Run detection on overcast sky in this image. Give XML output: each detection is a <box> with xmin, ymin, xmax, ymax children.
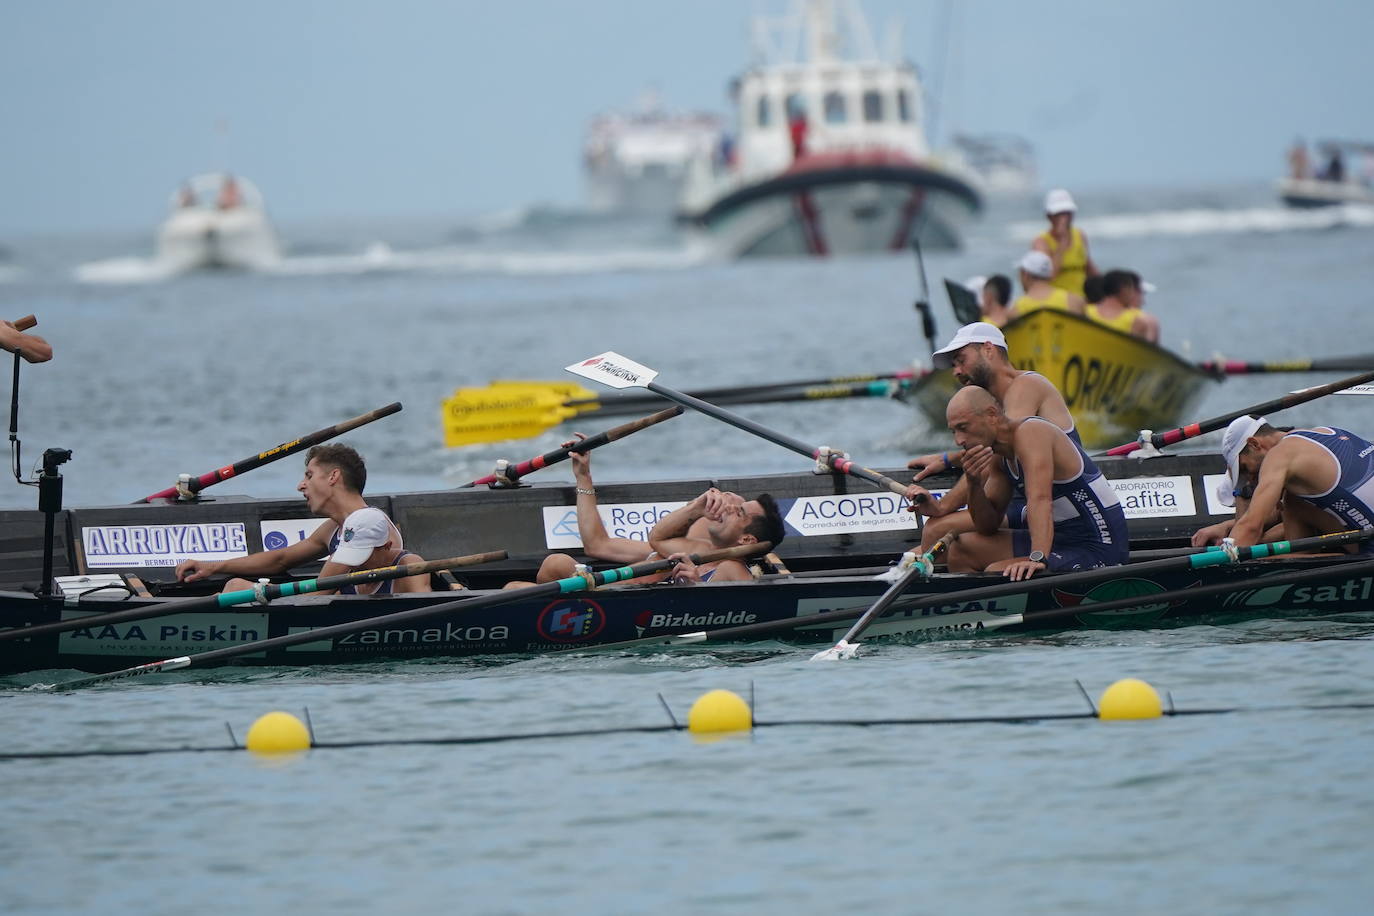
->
<box><xmin>2</xmin><ymin>0</ymin><xmax>1369</xmax><ymax>234</ymax></box>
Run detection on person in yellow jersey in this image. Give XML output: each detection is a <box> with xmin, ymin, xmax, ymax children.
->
<box><xmin>1032</xmin><ymin>188</ymin><xmax>1098</xmax><ymax>296</ymax></box>
<box><xmin>1009</xmin><ymin>250</ymin><xmax>1085</xmax><ymax>319</ymax></box>
<box><xmin>1085</xmin><ymin>269</ymin><xmax>1160</xmax><ymax>343</ymax></box>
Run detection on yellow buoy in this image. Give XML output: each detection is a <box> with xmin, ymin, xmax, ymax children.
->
<box><xmin>687</xmin><ymin>689</ymin><xmax>753</xmax><ymax>735</ymax></box>
<box><xmin>245</xmin><ymin>711</ymin><xmax>312</xmax><ymax>753</ymax></box>
<box><xmin>1098</xmin><ymin>678</ymin><xmax>1163</xmax><ymax>720</ymax></box>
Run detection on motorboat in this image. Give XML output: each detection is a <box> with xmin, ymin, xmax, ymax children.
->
<box><xmin>1278</xmin><ymin>139</ymin><xmax>1374</xmax><ymax>208</ymax></box>
<box><xmin>155</xmin><ymin>173</ymin><xmax>281</xmax><ymax>272</ymax></box>
<box><xmin>583</xmin><ymin>91</ymin><xmax>725</xmax><ymax>216</ymax></box>
<box><xmin>677</xmin><ymin>0</ymin><xmax>982</xmax><ymax>257</ymax></box>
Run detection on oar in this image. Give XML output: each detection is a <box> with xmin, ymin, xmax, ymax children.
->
<box><xmin>1196</xmin><ymin>354</ymin><xmax>1374</xmax><ymax>375</ymax></box>
<box><xmin>41</xmin><ymin>542</ymin><xmax>770</xmax><ymax>690</ymax></box>
<box><xmin>140</xmin><ymin>402</ymin><xmax>403</xmax><ymax>502</ymax></box>
<box><xmin>910</xmin><ymin>239</ymin><xmax>937</xmax><ymax>354</ymax></box>
<box><xmin>810</xmin><ymin>533</ymin><xmax>955</xmax><ymax>661</ymax></box>
<box><xmin>568</xmin><ymin>378</ymin><xmax>913</xmax><ymax>419</ymax></box>
<box><xmin>0</xmin><ymin>551</ymin><xmax>507</xmax><ymax>642</ymax></box>
<box><xmin>592</xmin><ymin>527</ymin><xmax>1374</xmax><ymax>652</ymax></box>
<box><xmin>1102</xmin><ymin>369</ymin><xmax>1374</xmax><ymax>457</ymax></box>
<box><xmin>565</xmin><ymin>351</ymin><xmax>913</xmax><ymax>497</ymax></box>
<box><xmin>460</xmin><ymin>406</ymin><xmax>683</xmax><ymax>488</ymax></box>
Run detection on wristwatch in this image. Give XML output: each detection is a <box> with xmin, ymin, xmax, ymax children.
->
<box><xmin>1028</xmin><ymin>550</ymin><xmax>1046</xmax><ymax>565</ymax></box>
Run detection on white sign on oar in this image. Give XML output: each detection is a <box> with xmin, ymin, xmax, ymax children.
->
<box><xmin>1293</xmin><ymin>384</ymin><xmax>1374</xmax><ymax>396</ymax></box>
<box><xmin>566</xmin><ymin>352</ymin><xmax>659</xmax><ymax>390</ymax></box>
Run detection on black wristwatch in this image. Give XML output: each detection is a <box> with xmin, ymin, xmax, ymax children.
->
<box><xmin>1028</xmin><ymin>550</ymin><xmax>1046</xmax><ymax>565</ymax></box>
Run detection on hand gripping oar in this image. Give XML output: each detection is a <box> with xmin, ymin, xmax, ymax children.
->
<box><xmin>1196</xmin><ymin>354</ymin><xmax>1374</xmax><ymax>375</ymax></box>
<box><xmin>1103</xmin><ymin>369</ymin><xmax>1374</xmax><ymax>457</ymax></box>
<box><xmin>0</xmin><ymin>551</ymin><xmax>507</xmax><ymax>642</ymax></box>
<box><xmin>810</xmin><ymin>533</ymin><xmax>955</xmax><ymax>661</ymax></box>
<box><xmin>140</xmin><ymin>402</ymin><xmax>403</xmax><ymax>502</ymax></box>
<box><xmin>460</xmin><ymin>406</ymin><xmax>683</xmax><ymax>488</ymax></box>
<box><xmin>566</xmin><ymin>352</ymin><xmax>912</xmax><ymax>497</ymax></box>
<box><xmin>592</xmin><ymin>528</ymin><xmax>1374</xmax><ymax>652</ymax></box>
<box><xmin>41</xmin><ymin>542</ymin><xmax>770</xmax><ymax>690</ymax></box>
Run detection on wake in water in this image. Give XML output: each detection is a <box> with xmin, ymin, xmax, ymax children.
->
<box><xmin>1009</xmin><ymin>202</ymin><xmax>1374</xmax><ymax>241</ymax></box>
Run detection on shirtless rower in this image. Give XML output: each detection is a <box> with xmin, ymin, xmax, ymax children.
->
<box><xmin>175</xmin><ymin>444</ymin><xmax>431</xmax><ymax>594</ymax></box>
<box><xmin>648</xmin><ymin>488</ymin><xmax>785</xmax><ymax>582</ymax></box>
<box><xmin>906</xmin><ymin>322</ymin><xmax>1079</xmax><ymax>552</ymax></box>
<box><xmin>907</xmin><ymin>387</ymin><xmax>1127</xmax><ymax>581</ymax></box>
<box><xmin>1220</xmin><ymin>415</ymin><xmax>1374</xmax><ymax>555</ymax></box>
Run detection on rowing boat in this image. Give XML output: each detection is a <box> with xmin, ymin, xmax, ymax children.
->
<box><xmin>2</xmin><ymin>551</ymin><xmax>1369</xmax><ymax>676</ymax></box>
<box><xmin>906</xmin><ymin>310</ymin><xmax>1217</xmax><ymax>449</ymax></box>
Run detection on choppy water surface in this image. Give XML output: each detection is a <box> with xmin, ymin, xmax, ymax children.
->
<box><xmin>2</xmin><ymin>184</ymin><xmax>1373</xmax><ymax>913</ymax></box>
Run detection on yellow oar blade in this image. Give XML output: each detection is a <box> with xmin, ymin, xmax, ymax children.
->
<box><xmin>442</xmin><ymin>409</ymin><xmax>574</xmax><ymax>448</ymax></box>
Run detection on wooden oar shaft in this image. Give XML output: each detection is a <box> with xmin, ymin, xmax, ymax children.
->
<box><xmin>141</xmin><ymin>402</ymin><xmax>403</xmax><ymax>502</ymax></box>
<box><xmin>47</xmin><ymin>542</ymin><xmax>770</xmax><ymax>689</ymax></box>
<box><xmin>12</xmin><ymin>315</ymin><xmax>37</xmax><ymax>331</ymax></box>
<box><xmin>1105</xmin><ymin>369</ymin><xmax>1374</xmax><ymax>456</ymax></box>
<box><xmin>1198</xmin><ymin>355</ymin><xmax>1374</xmax><ymax>375</ymax></box>
<box><xmin>601</xmin><ymin>528</ymin><xmax>1374</xmax><ymax>650</ymax></box>
<box><xmin>461</xmin><ymin>406</ymin><xmax>682</xmax><ymax>488</ymax></box>
<box><xmin>645</xmin><ymin>381</ymin><xmax>910</xmax><ymax>496</ymax></box>
<box><xmin>1</xmin><ymin>551</ymin><xmax>507</xmax><ymax>642</ymax></box>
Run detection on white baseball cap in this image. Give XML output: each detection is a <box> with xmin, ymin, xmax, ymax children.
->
<box><xmin>932</xmin><ymin>322</ymin><xmax>1008</xmax><ymax>369</ymax></box>
<box><xmin>1216</xmin><ymin>415</ymin><xmax>1268</xmax><ymax>507</ymax></box>
<box><xmin>331</xmin><ymin>506</ymin><xmax>393</xmax><ymax>565</ymax></box>
<box><xmin>964</xmin><ymin>275</ymin><xmax>988</xmax><ymax>296</ymax></box>
<box><xmin>1045</xmin><ymin>188</ymin><xmax>1077</xmax><ymax>214</ymax></box>
<box><xmin>1017</xmin><ymin>250</ymin><xmax>1054</xmax><ymax>278</ymax></box>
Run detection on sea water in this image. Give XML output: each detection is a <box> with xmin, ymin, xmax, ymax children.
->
<box><xmin>2</xmin><ymin>184</ymin><xmax>1373</xmax><ymax>914</ymax></box>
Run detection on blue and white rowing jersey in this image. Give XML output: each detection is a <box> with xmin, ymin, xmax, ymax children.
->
<box><xmin>327</xmin><ymin>519</ymin><xmax>411</xmax><ymax>594</ymax></box>
<box><xmin>1002</xmin><ymin>417</ymin><xmax>1128</xmax><ymax>560</ymax></box>
<box><xmin>1288</xmin><ymin>427</ymin><xmax>1374</xmax><ymax>554</ymax></box>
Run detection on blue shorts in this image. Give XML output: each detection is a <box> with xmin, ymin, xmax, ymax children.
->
<box><xmin>1006</xmin><ymin>497</ymin><xmax>1026</xmax><ymax>528</ymax></box>
<box><xmin>1011</xmin><ymin>529</ymin><xmax>1123</xmax><ymax>572</ymax></box>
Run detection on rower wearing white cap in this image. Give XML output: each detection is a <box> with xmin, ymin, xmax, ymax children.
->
<box><xmin>1009</xmin><ymin>250</ymin><xmax>1086</xmax><ymax>320</ymax></box>
<box><xmin>1032</xmin><ymin>188</ymin><xmax>1098</xmax><ymax>297</ymax></box>
<box><xmin>176</xmin><ymin>443</ymin><xmax>432</xmax><ymax>595</ymax></box>
<box><xmin>906</xmin><ymin>322</ymin><xmax>1080</xmax><ymax>555</ymax></box>
<box><xmin>1217</xmin><ymin>415</ymin><xmax>1374</xmax><ymax>555</ymax></box>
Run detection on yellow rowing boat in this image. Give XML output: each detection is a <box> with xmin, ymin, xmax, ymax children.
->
<box><xmin>907</xmin><ymin>311</ymin><xmax>1218</xmax><ymax>448</ymax></box>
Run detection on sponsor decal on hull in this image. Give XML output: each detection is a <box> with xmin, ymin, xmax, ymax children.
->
<box><xmin>779</xmin><ymin>490</ymin><xmax>947</xmax><ymax>537</ymax></box>
<box><xmin>633</xmin><ymin>608</ymin><xmax>758</xmax><ymax>636</ymax></box>
<box><xmin>1222</xmin><ymin>575</ymin><xmax>1373</xmax><ymax>610</ymax></box>
<box><xmin>537</xmin><ymin>599</ymin><xmax>607</xmax><ymax>643</ymax></box>
<box><xmin>57</xmin><ymin>611</ymin><xmax>270</xmax><ymax>657</ymax></box>
<box><xmin>82</xmin><ymin>523</ymin><xmax>249</xmax><ymax>569</ymax></box>
<box><xmin>1051</xmin><ymin>578</ymin><xmax>1188</xmax><ymax>624</ymax></box>
<box><xmin>795</xmin><ymin>592</ymin><xmax>1029</xmax><ymax>638</ymax></box>
<box><xmin>542</xmin><ymin>501</ymin><xmax>687</xmax><ymax>549</ymax></box>
<box><xmin>260</xmin><ymin>517</ymin><xmax>329</xmax><ymax>551</ymax></box>
<box><xmin>1108</xmin><ymin>476</ymin><xmax>1196</xmax><ymax>519</ymax></box>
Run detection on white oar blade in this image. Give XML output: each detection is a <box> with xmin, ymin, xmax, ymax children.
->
<box><xmin>810</xmin><ymin>639</ymin><xmax>860</xmax><ymax>662</ymax></box>
<box><xmin>566</xmin><ymin>352</ymin><xmax>659</xmax><ymax>390</ymax></box>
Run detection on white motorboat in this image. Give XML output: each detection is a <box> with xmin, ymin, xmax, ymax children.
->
<box><xmin>155</xmin><ymin>173</ymin><xmax>281</xmax><ymax>272</ymax></box>
<box><xmin>677</xmin><ymin>0</ymin><xmax>981</xmax><ymax>257</ymax></box>
<box><xmin>583</xmin><ymin>91</ymin><xmax>724</xmax><ymax>216</ymax></box>
<box><xmin>1279</xmin><ymin>140</ymin><xmax>1374</xmax><ymax>208</ymax></box>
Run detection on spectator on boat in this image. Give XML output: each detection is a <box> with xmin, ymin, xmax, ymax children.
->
<box><xmin>1218</xmin><ymin>415</ymin><xmax>1374</xmax><ymax>555</ymax></box>
<box><xmin>906</xmin><ymin>322</ymin><xmax>1080</xmax><ymax>555</ymax></box>
<box><xmin>1287</xmin><ymin>138</ymin><xmax>1310</xmax><ymax>180</ymax></box>
<box><xmin>649</xmin><ymin>487</ymin><xmax>786</xmax><ymax>582</ymax></box>
<box><xmin>216</xmin><ymin>174</ymin><xmax>243</xmax><ymax>210</ymax></box>
<box><xmin>1318</xmin><ymin>146</ymin><xmax>1345</xmax><ymax>183</ymax></box>
<box><xmin>978</xmin><ymin>274</ymin><xmax>1014</xmax><ymax>327</ymax></box>
<box><xmin>907</xmin><ymin>386</ymin><xmax>1127</xmax><ymax>581</ymax></box>
<box><xmin>0</xmin><ymin>319</ymin><xmax>53</xmax><ymax>363</ymax></box>
<box><xmin>175</xmin><ymin>444</ymin><xmax>432</xmax><ymax>595</ymax></box>
<box><xmin>1009</xmin><ymin>250</ymin><xmax>1086</xmax><ymax>319</ymax></box>
<box><xmin>788</xmin><ymin>110</ymin><xmax>809</xmax><ymax>161</ymax></box>
<box><xmin>1085</xmin><ymin>269</ymin><xmax>1160</xmax><ymax>344</ymax></box>
<box><xmin>1032</xmin><ymin>188</ymin><xmax>1098</xmax><ymax>297</ymax></box>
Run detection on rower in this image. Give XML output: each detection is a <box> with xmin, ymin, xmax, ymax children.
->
<box><xmin>175</xmin><ymin>444</ymin><xmax>432</xmax><ymax>595</ymax></box>
<box><xmin>907</xmin><ymin>387</ymin><xmax>1127</xmax><ymax>581</ymax></box>
<box><xmin>1221</xmin><ymin>415</ymin><xmax>1374</xmax><ymax>555</ymax></box>
<box><xmin>907</xmin><ymin>322</ymin><xmax>1080</xmax><ymax>553</ymax></box>
<box><xmin>1032</xmin><ymin>188</ymin><xmax>1098</xmax><ymax>296</ymax></box>
<box><xmin>1009</xmin><ymin>251</ymin><xmax>1085</xmax><ymax>319</ymax></box>
<box><xmin>1085</xmin><ymin>269</ymin><xmax>1160</xmax><ymax>343</ymax></box>
<box><xmin>648</xmin><ymin>487</ymin><xmax>786</xmax><ymax>582</ymax></box>
<box><xmin>977</xmin><ymin>273</ymin><xmax>1014</xmax><ymax>328</ymax></box>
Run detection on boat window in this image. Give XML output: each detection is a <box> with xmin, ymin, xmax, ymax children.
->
<box><xmin>785</xmin><ymin>92</ymin><xmax>807</xmax><ymax>121</ymax></box>
<box><xmin>863</xmin><ymin>90</ymin><xmax>884</xmax><ymax>123</ymax></box>
<box><xmin>897</xmin><ymin>90</ymin><xmax>912</xmax><ymax>122</ymax></box>
<box><xmin>824</xmin><ymin>91</ymin><xmax>847</xmax><ymax>124</ymax></box>
<box><xmin>756</xmin><ymin>95</ymin><xmax>772</xmax><ymax>127</ymax></box>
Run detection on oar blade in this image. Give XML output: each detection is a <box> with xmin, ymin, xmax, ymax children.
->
<box><xmin>810</xmin><ymin>639</ymin><xmax>860</xmax><ymax>662</ymax></box>
<box><xmin>442</xmin><ymin>410</ymin><xmax>573</xmax><ymax>448</ymax></box>
<box><xmin>565</xmin><ymin>352</ymin><xmax>659</xmax><ymax>390</ymax></box>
